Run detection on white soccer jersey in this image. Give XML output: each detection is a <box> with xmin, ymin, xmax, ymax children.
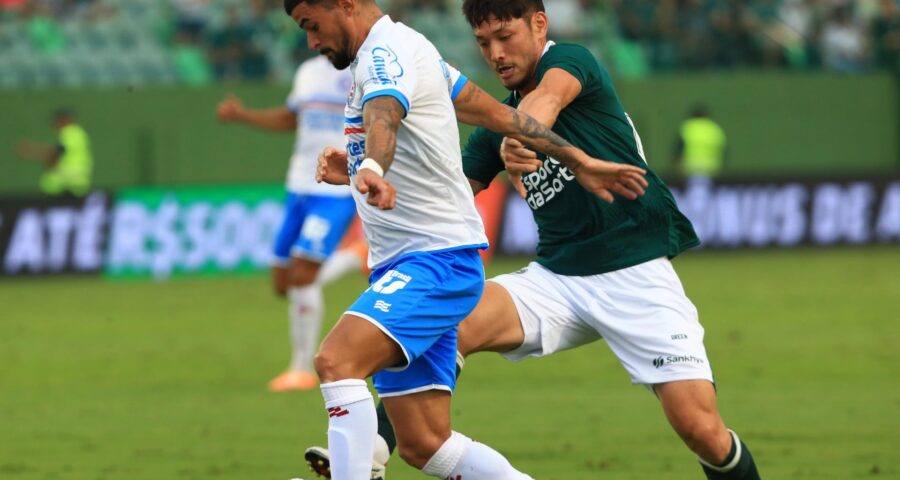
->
<box><xmin>344</xmin><ymin>15</ymin><xmax>486</xmax><ymax>268</ymax></box>
<box><xmin>286</xmin><ymin>55</ymin><xmax>354</xmax><ymax>196</ymax></box>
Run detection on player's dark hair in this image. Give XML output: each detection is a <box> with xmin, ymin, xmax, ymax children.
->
<box><xmin>283</xmin><ymin>0</ymin><xmax>336</xmax><ymax>15</ymax></box>
<box><xmin>462</xmin><ymin>0</ymin><xmax>545</xmax><ymax>28</ymax></box>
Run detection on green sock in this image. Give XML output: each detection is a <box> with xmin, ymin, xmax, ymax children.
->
<box><xmin>375</xmin><ymin>401</ymin><xmax>397</xmax><ymax>454</ymax></box>
<box><xmin>375</xmin><ymin>351</ymin><xmax>466</xmax><ymax>455</ymax></box>
<box><xmin>700</xmin><ymin>430</ymin><xmax>761</xmax><ymax>480</ymax></box>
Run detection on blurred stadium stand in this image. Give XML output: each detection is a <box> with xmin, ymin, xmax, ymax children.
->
<box><xmin>0</xmin><ymin>0</ymin><xmax>898</xmax><ymax>89</ymax></box>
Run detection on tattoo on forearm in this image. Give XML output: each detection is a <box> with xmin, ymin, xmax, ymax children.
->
<box><xmin>509</xmin><ymin>108</ymin><xmax>582</xmax><ymax>169</ymax></box>
<box><xmin>363</xmin><ymin>96</ymin><xmax>405</xmax><ymax>172</ymax></box>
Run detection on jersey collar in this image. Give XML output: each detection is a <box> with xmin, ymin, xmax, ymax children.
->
<box><xmin>358</xmin><ymin>15</ymin><xmax>394</xmax><ymax>56</ymax></box>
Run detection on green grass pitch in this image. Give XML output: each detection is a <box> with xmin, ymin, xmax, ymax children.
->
<box><xmin>2</xmin><ymin>248</ymin><xmax>899</xmax><ymax>479</ymax></box>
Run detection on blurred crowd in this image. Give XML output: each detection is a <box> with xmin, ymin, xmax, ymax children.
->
<box><xmin>0</xmin><ymin>0</ymin><xmax>898</xmax><ymax>88</ymax></box>
<box><xmin>605</xmin><ymin>0</ymin><xmax>900</xmax><ymax>74</ymax></box>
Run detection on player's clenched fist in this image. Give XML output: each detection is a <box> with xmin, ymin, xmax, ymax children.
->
<box><xmin>355</xmin><ymin>168</ymin><xmax>396</xmax><ymax>210</ymax></box>
<box><xmin>501</xmin><ymin>137</ymin><xmax>543</xmax><ymax>198</ymax></box>
<box><xmin>316</xmin><ymin>147</ymin><xmax>351</xmax><ymax>185</ymax></box>
<box><xmin>216</xmin><ymin>94</ymin><xmax>244</xmax><ymax>122</ymax></box>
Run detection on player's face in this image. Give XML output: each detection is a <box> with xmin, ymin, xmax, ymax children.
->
<box><xmin>473</xmin><ymin>13</ymin><xmax>547</xmax><ymax>92</ymax></box>
<box><xmin>291</xmin><ymin>2</ymin><xmax>354</xmax><ymax>69</ymax></box>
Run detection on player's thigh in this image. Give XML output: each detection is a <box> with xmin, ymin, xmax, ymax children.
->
<box><xmin>292</xmin><ymin>195</ymin><xmax>357</xmax><ymax>263</ymax></box>
<box><xmin>490</xmin><ymin>263</ymin><xmax>600</xmax><ymax>361</ymax></box>
<box><xmin>382</xmin><ymin>389</ymin><xmax>452</xmax><ymax>468</ymax></box>
<box><xmin>457</xmin><ymin>281</ymin><xmax>525</xmax><ymax>357</ymax></box>
<box><xmin>316</xmin><ymin>313</ymin><xmax>405</xmax><ymax>381</ymax></box>
<box><xmin>569</xmin><ymin>257</ymin><xmax>713</xmax><ymax>385</ymax></box>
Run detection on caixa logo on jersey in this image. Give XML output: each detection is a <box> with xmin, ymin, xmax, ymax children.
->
<box><xmin>653</xmin><ymin>355</ymin><xmax>706</xmax><ymax>369</ymax></box>
<box><xmin>369</xmin><ymin>46</ymin><xmax>404</xmax><ymax>86</ymax></box>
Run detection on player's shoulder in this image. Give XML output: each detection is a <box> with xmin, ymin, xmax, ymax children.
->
<box><xmin>543</xmin><ymin>42</ymin><xmax>599</xmax><ymax>67</ymax></box>
<box><xmin>539</xmin><ymin>42</ymin><xmax>609</xmax><ymax>88</ymax></box>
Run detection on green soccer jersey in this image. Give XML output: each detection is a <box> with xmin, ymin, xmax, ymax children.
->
<box><xmin>463</xmin><ymin>43</ymin><xmax>699</xmax><ymax>276</ymax></box>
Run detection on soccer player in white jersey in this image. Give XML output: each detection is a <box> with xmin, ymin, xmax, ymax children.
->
<box><xmin>282</xmin><ymin>0</ymin><xmax>648</xmax><ymax>479</ymax></box>
<box><xmin>217</xmin><ymin>55</ymin><xmax>361</xmax><ymax>392</ymax></box>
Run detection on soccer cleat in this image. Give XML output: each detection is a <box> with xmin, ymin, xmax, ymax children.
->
<box><xmin>304</xmin><ymin>446</ymin><xmax>386</xmax><ymax>480</ymax></box>
<box><xmin>268</xmin><ymin>371</ymin><xmax>318</xmax><ymax>392</ymax></box>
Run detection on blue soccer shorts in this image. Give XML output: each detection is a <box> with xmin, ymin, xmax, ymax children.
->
<box><xmin>272</xmin><ymin>193</ymin><xmax>357</xmax><ymax>265</ymax></box>
<box><xmin>345</xmin><ymin>247</ymin><xmax>485</xmax><ymax>397</ymax></box>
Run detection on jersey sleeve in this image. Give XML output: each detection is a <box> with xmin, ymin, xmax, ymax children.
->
<box><xmin>441</xmin><ymin>60</ymin><xmax>469</xmax><ymax>102</ymax></box>
<box><xmin>462</xmin><ymin>127</ymin><xmax>505</xmax><ymax>186</ymax></box>
<box><xmin>357</xmin><ymin>44</ymin><xmax>417</xmax><ymax>118</ymax></box>
<box><xmin>536</xmin><ymin>44</ymin><xmax>602</xmax><ymax>91</ymax></box>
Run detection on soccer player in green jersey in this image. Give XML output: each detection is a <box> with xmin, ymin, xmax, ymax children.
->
<box><xmin>304</xmin><ymin>1</ymin><xmax>761</xmax><ymax>479</ymax></box>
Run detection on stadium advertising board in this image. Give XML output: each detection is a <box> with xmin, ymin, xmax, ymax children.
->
<box><xmin>499</xmin><ymin>178</ymin><xmax>900</xmax><ymax>254</ymax></box>
<box><xmin>0</xmin><ymin>192</ymin><xmax>111</xmax><ymax>276</ymax></box>
<box><xmin>105</xmin><ymin>186</ymin><xmax>284</xmax><ymax>279</ymax></box>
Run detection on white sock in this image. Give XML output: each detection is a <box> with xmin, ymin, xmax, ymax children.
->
<box><xmin>288</xmin><ymin>285</ymin><xmax>323</xmax><ymax>372</ymax></box>
<box><xmin>317</xmin><ymin>249</ymin><xmax>363</xmax><ymax>285</ymax></box>
<box><xmin>422</xmin><ymin>431</ymin><xmax>533</xmax><ymax>480</ymax></box>
<box><xmin>321</xmin><ymin>380</ymin><xmax>377</xmax><ymax>480</ymax></box>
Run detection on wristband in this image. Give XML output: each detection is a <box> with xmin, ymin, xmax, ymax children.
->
<box><xmin>359</xmin><ymin>158</ymin><xmax>384</xmax><ymax>177</ymax></box>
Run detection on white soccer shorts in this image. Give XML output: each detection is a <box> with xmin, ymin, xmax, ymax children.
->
<box><xmin>490</xmin><ymin>257</ymin><xmax>714</xmax><ymax>385</ymax></box>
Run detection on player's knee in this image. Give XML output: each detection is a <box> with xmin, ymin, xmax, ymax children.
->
<box><xmin>290</xmin><ymin>258</ymin><xmax>322</xmax><ymax>286</ymax></box>
<box><xmin>675</xmin><ymin>417</ymin><xmax>727</xmax><ymax>457</ymax></box>
<box><xmin>396</xmin><ymin>439</ymin><xmax>442</xmax><ymax>470</ymax></box>
<box><xmin>313</xmin><ymin>349</ymin><xmax>343</xmax><ymax>382</ymax></box>
<box><xmin>290</xmin><ymin>267</ymin><xmax>318</xmax><ymax>286</ymax></box>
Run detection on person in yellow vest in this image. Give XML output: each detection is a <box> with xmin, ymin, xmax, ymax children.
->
<box><xmin>674</xmin><ymin>104</ymin><xmax>727</xmax><ymax>180</ymax></box>
<box><xmin>17</xmin><ymin>109</ymin><xmax>93</xmax><ymax>197</ymax></box>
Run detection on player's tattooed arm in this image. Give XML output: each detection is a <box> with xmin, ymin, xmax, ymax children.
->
<box><xmin>453</xmin><ymin>81</ymin><xmax>583</xmax><ymax>172</ymax></box>
<box><xmin>362</xmin><ymin>95</ymin><xmax>405</xmax><ymax>173</ymax></box>
<box><xmin>355</xmin><ymin>95</ymin><xmax>404</xmax><ymax>210</ymax></box>
<box><xmin>454</xmin><ymin>80</ymin><xmax>648</xmax><ymax>203</ymax></box>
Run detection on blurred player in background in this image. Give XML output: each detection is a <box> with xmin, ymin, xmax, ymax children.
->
<box><xmin>674</xmin><ymin>104</ymin><xmax>728</xmax><ymax>182</ymax></box>
<box><xmin>285</xmin><ymin>0</ymin><xmax>646</xmax><ymax>478</ymax></box>
<box><xmin>217</xmin><ymin>55</ymin><xmax>361</xmax><ymax>392</ymax></box>
<box><xmin>306</xmin><ymin>1</ymin><xmax>761</xmax><ymax>479</ymax></box>
<box><xmin>16</xmin><ymin>108</ymin><xmax>93</xmax><ymax>197</ymax></box>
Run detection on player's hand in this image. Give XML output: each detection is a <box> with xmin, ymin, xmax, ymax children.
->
<box><xmin>355</xmin><ymin>169</ymin><xmax>396</xmax><ymax>210</ymax></box>
<box><xmin>573</xmin><ymin>157</ymin><xmax>649</xmax><ymax>204</ymax></box>
<box><xmin>501</xmin><ymin>137</ymin><xmax>542</xmax><ymax>198</ymax></box>
<box><xmin>316</xmin><ymin>147</ymin><xmax>351</xmax><ymax>185</ymax></box>
<box><xmin>216</xmin><ymin>94</ymin><xmax>244</xmax><ymax>122</ymax></box>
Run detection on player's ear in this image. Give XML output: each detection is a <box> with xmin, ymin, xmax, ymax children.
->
<box><xmin>336</xmin><ymin>0</ymin><xmax>354</xmax><ymax>16</ymax></box>
<box><xmin>531</xmin><ymin>11</ymin><xmax>548</xmax><ymax>38</ymax></box>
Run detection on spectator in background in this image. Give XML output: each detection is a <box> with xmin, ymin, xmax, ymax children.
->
<box><xmin>674</xmin><ymin>104</ymin><xmax>727</xmax><ymax>181</ymax></box>
<box><xmin>209</xmin><ymin>5</ymin><xmax>271</xmax><ymax>81</ymax></box>
<box><xmin>171</xmin><ymin>0</ymin><xmax>210</xmax><ymax>41</ymax></box>
<box><xmin>16</xmin><ymin>108</ymin><xmax>93</xmax><ymax>197</ymax></box>
<box><xmin>821</xmin><ymin>4</ymin><xmax>871</xmax><ymax>72</ymax></box>
<box><xmin>873</xmin><ymin>0</ymin><xmax>900</xmax><ymax>70</ymax></box>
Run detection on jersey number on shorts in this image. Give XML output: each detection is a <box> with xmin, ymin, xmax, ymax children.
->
<box><xmin>371</xmin><ymin>270</ymin><xmax>412</xmax><ymax>295</ymax></box>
